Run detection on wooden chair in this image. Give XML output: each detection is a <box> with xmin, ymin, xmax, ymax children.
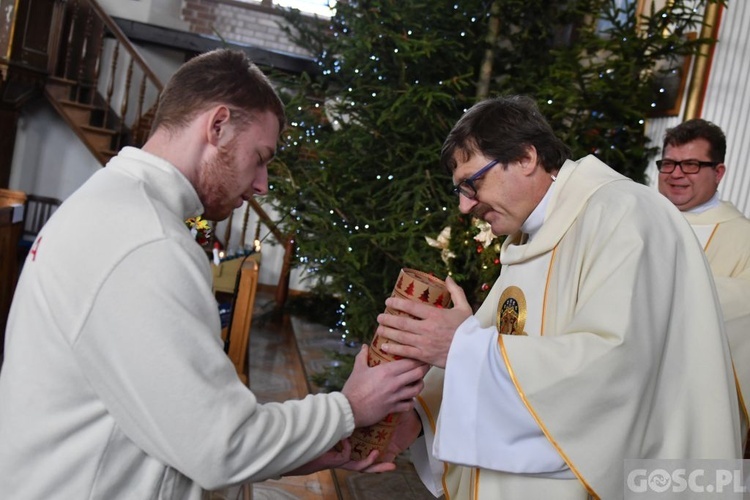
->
<box><xmin>216</xmin><ymin>256</ymin><xmax>259</xmax><ymax>500</ymax></box>
<box><xmin>220</xmin><ymin>257</ymin><xmax>260</xmax><ymax>386</ymax></box>
<box><xmin>15</xmin><ymin>194</ymin><xmax>62</xmax><ymax>268</ymax></box>
<box><xmin>21</xmin><ymin>194</ymin><xmax>62</xmax><ymax>244</ymax></box>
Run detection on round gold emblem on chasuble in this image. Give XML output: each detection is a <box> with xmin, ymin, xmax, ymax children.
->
<box><xmin>496</xmin><ymin>286</ymin><xmax>527</xmax><ymax>336</ymax></box>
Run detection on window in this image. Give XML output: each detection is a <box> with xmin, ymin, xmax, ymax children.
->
<box><xmin>239</xmin><ymin>0</ymin><xmax>337</xmax><ymax>18</ymax></box>
<box><xmin>276</xmin><ymin>0</ymin><xmax>336</xmax><ymax>17</ymax></box>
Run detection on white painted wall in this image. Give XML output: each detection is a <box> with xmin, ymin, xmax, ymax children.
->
<box><xmin>9</xmin><ymin>100</ymin><xmax>101</xmax><ymax>201</ymax></box>
<box><xmin>700</xmin><ymin>1</ymin><xmax>750</xmax><ymax>215</ymax></box>
<box><xmin>96</xmin><ymin>0</ymin><xmax>152</xmax><ymax>25</ymax></box>
<box><xmin>97</xmin><ymin>0</ymin><xmax>190</xmax><ymax>31</ymax></box>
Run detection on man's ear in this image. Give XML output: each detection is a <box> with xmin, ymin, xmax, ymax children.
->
<box><xmin>206</xmin><ymin>105</ymin><xmax>232</xmax><ymax>147</ymax></box>
<box><xmin>519</xmin><ymin>145</ymin><xmax>539</xmax><ymax>176</ymax></box>
<box><xmin>715</xmin><ymin>163</ymin><xmax>726</xmax><ymax>184</ymax></box>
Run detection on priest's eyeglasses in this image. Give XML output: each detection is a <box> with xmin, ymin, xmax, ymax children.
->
<box><xmin>656</xmin><ymin>159</ymin><xmax>720</xmax><ymax>174</ymax></box>
<box><xmin>453</xmin><ymin>159</ymin><xmax>500</xmax><ymax>199</ymax></box>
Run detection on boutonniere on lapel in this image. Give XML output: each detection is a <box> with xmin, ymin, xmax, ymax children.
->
<box><xmin>185</xmin><ymin>216</ymin><xmax>212</xmax><ymax>246</ymax></box>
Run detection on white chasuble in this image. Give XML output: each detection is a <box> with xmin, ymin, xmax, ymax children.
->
<box><xmin>691</xmin><ymin>223</ymin><xmax>717</xmax><ymax>249</ymax></box>
<box><xmin>412</xmin><ymin>156</ymin><xmax>740</xmax><ymax>500</ymax></box>
<box><xmin>685</xmin><ymin>201</ymin><xmax>750</xmax><ymax>441</ymax></box>
<box><xmin>438</xmin><ymin>249</ymin><xmax>587</xmax><ymax>500</ymax></box>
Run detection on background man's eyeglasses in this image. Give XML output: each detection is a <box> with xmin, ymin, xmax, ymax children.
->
<box><xmin>656</xmin><ymin>159</ymin><xmax>720</xmax><ymax>174</ymax></box>
<box><xmin>453</xmin><ymin>159</ymin><xmax>500</xmax><ymax>199</ymax></box>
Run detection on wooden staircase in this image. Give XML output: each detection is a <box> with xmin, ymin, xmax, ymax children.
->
<box><xmin>40</xmin><ymin>0</ymin><xmax>163</xmax><ymax>164</ymax></box>
<box><xmin>45</xmin><ymin>78</ymin><xmax>119</xmax><ymax>163</ymax></box>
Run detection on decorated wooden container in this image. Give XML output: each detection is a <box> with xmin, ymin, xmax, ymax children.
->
<box><xmin>349</xmin><ymin>268</ymin><xmax>451</xmax><ymax>461</ymax></box>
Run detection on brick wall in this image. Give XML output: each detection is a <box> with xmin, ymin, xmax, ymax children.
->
<box><xmin>181</xmin><ymin>0</ymin><xmax>314</xmax><ymax>57</ymax></box>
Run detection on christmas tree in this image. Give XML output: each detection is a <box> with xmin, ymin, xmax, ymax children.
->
<box><xmin>267</xmin><ymin>0</ymin><xmax>723</xmax><ymax>387</ymax></box>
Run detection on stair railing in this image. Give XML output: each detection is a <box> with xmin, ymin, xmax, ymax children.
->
<box><xmin>51</xmin><ymin>0</ymin><xmax>163</xmax><ymax>155</ymax></box>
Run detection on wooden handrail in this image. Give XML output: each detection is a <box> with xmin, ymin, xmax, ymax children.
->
<box><xmin>246</xmin><ymin>197</ymin><xmax>294</xmax><ymax>308</ymax></box>
<box><xmin>247</xmin><ymin>198</ymin><xmax>287</xmax><ymax>244</ymax></box>
<box><xmin>85</xmin><ymin>0</ymin><xmax>163</xmax><ymax>94</ymax></box>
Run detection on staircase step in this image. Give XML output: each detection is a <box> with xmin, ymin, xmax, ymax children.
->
<box><xmin>58</xmin><ymin>100</ymin><xmax>96</xmax><ymax>126</ymax></box>
<box><xmin>101</xmin><ymin>150</ymin><xmax>119</xmax><ymax>164</ymax></box>
<box><xmin>81</xmin><ymin>125</ymin><xmax>116</xmax><ymax>151</ymax></box>
<box><xmin>45</xmin><ymin>79</ymin><xmax>74</xmax><ymax>101</ymax></box>
<box><xmin>58</xmin><ymin>99</ymin><xmax>98</xmax><ymax>111</ymax></box>
<box><xmin>48</xmin><ymin>75</ymin><xmax>79</xmax><ymax>86</ymax></box>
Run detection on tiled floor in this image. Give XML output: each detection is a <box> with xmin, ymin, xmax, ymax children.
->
<box><xmin>211</xmin><ymin>292</ymin><xmax>440</xmax><ymax>500</ymax></box>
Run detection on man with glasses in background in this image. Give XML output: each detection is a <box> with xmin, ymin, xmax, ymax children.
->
<box><xmin>374</xmin><ymin>96</ymin><xmax>741</xmax><ymax>499</ymax></box>
<box><xmin>658</xmin><ymin>118</ymin><xmax>750</xmax><ymax>449</ymax></box>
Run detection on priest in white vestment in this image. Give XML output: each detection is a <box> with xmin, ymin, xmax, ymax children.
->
<box><xmin>657</xmin><ymin>118</ymin><xmax>750</xmax><ymax>442</ymax></box>
<box><xmin>376</xmin><ymin>97</ymin><xmax>741</xmax><ymax>500</ymax></box>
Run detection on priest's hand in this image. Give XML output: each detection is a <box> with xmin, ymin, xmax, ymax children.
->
<box><xmin>283</xmin><ymin>439</ymin><xmax>397</xmax><ymax>476</ymax></box>
<box><xmin>341</xmin><ymin>345</ymin><xmax>429</xmax><ymax>428</ymax></box>
<box><xmin>375</xmin><ymin>276</ymin><xmax>472</xmax><ymax>368</ymax></box>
